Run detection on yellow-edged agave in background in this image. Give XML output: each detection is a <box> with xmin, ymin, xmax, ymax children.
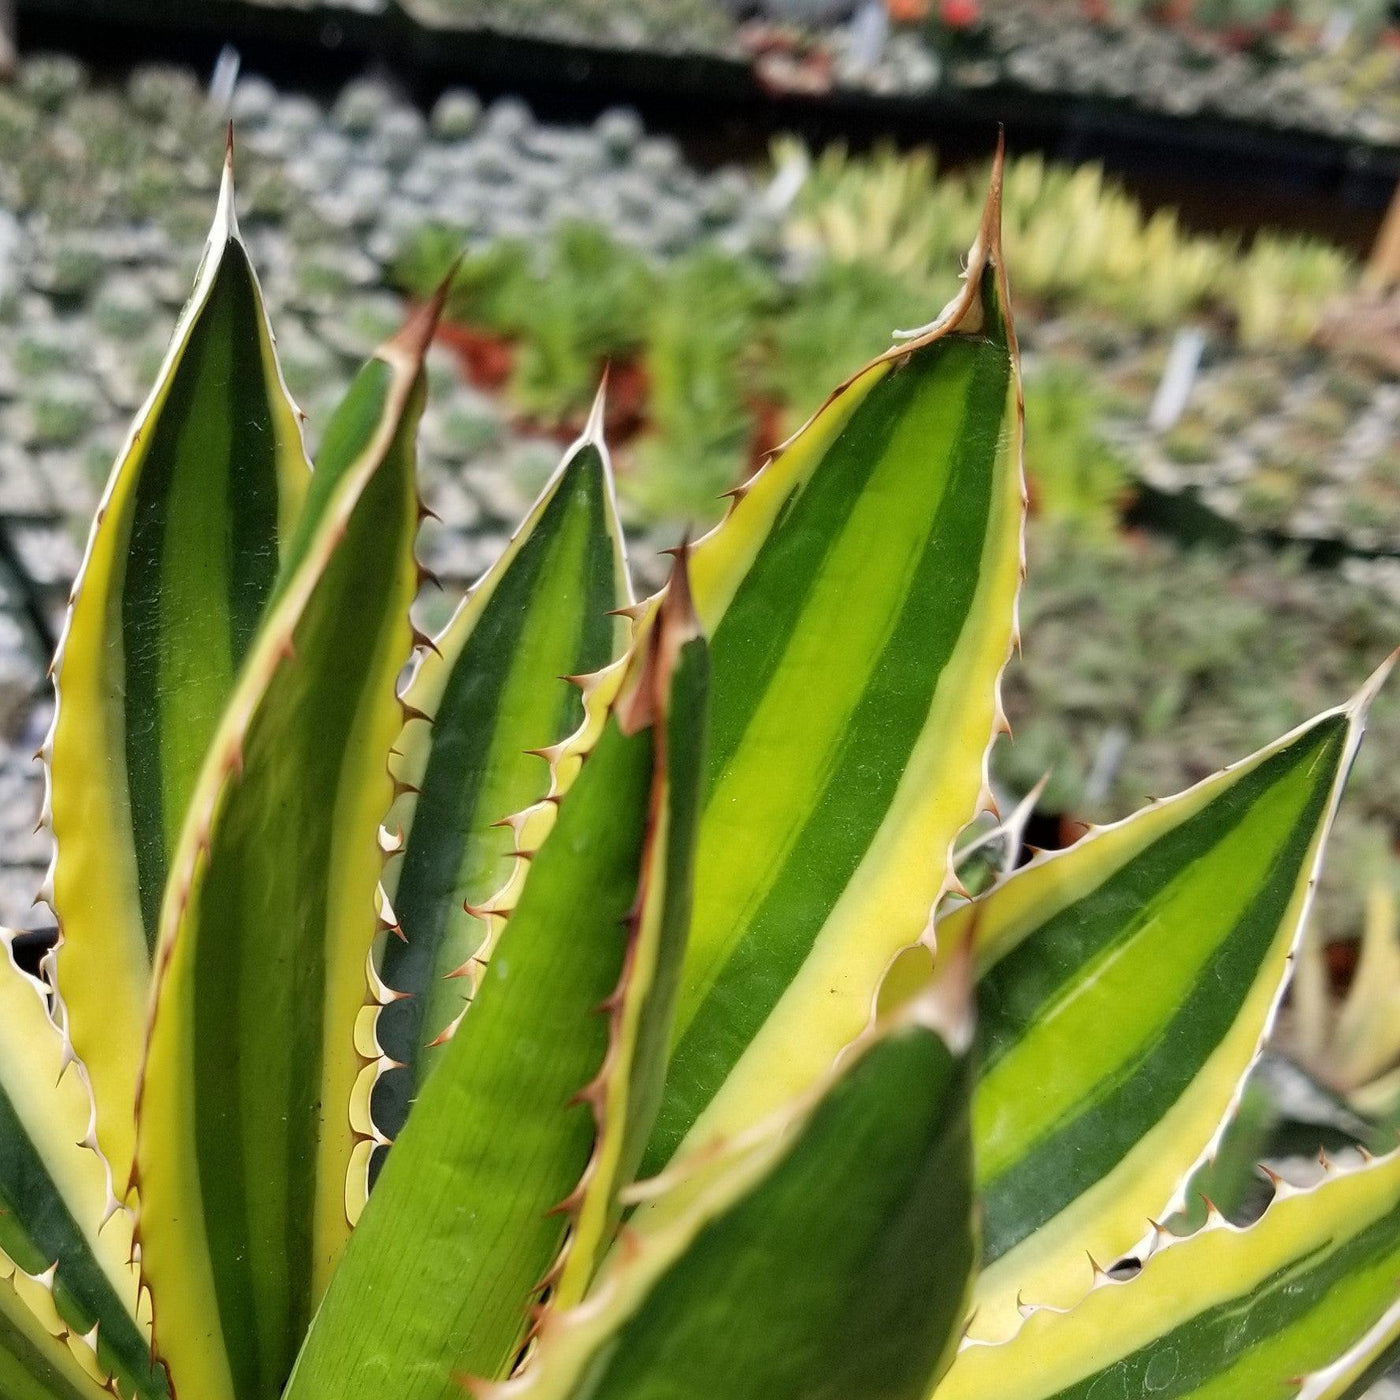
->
<box><xmin>0</xmin><ymin>133</ymin><xmax>1396</xmax><ymax>1400</ymax></box>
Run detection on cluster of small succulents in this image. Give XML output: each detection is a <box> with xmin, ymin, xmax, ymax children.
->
<box><xmin>48</xmin><ymin>0</ymin><xmax>1400</xmax><ymax>146</ymax></box>
<box><xmin>388</xmin><ymin>141</ymin><xmax>1379</xmax><ymax>555</ymax></box>
<box><xmin>783</xmin><ymin>142</ymin><xmax>1356</xmax><ymax>343</ymax></box>
<box><xmin>0</xmin><ymin>514</ymin><xmax>47</xmax><ymax>931</ymax></box>
<box><xmin>781</xmin><ymin>141</ymin><xmax>1400</xmax><ymax>555</ymax></box>
<box><xmin>939</xmin><ymin>3</ymin><xmax>1400</xmax><ymax>146</ymax></box>
<box><xmin>1289</xmin><ymin>34</ymin><xmax>1400</xmax><ymax>148</ymax></box>
<box><xmin>0</xmin><ymin>54</ymin><xmax>766</xmax><ymax>628</ymax></box>
<box><xmin>1102</xmin><ymin>0</ymin><xmax>1394</xmax><ymax>29</ymax></box>
<box><xmin>1019</xmin><ymin>300</ymin><xmax>1400</xmax><ymax>564</ymax></box>
<box><xmin>311</xmin><ymin>0</ymin><xmax>1400</xmax><ymax>147</ymax></box>
<box><xmin>1134</xmin><ymin>351</ymin><xmax>1400</xmax><ymax>551</ymax></box>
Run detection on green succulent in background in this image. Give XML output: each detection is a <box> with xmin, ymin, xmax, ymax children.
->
<box><xmin>1021</xmin><ymin>363</ymin><xmax>1131</xmax><ymax>539</ymax></box>
<box><xmin>776</xmin><ymin>137</ymin><xmax>961</xmax><ymax>286</ymax></box>
<box><xmin>397</xmin><ymin>232</ymin><xmax>537</xmax><ymax>351</ymax></box>
<box><xmin>1232</xmin><ymin>234</ymin><xmax>1355</xmax><ymax>351</ymax></box>
<box><xmin>393</xmin><ymin>223</ymin><xmax>656</xmax><ymax>429</ymax></box>
<box><xmin>3</xmin><ymin>139</ymin><xmax>1400</xmax><ymax>1400</ymax></box>
<box><xmin>384</xmin><ymin>133</ymin><xmax>1374</xmax><ymax>558</ymax></box>
<box><xmin>767</xmin><ymin>256</ymin><xmax>931</xmax><ymax>434</ymax></box>
<box><xmin>1294</xmin><ymin>838</ymin><xmax>1400</xmax><ymax>1131</ymax></box>
<box><xmin>627</xmin><ymin>245</ymin><xmax>774</xmax><ymax>518</ymax></box>
<box><xmin>503</xmin><ymin>224</ymin><xmax>655</xmax><ymax>426</ymax></box>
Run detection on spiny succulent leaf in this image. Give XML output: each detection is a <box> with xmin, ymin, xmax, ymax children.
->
<box><xmin>284</xmin><ymin>568</ymin><xmax>708</xmax><ymax>1400</ymax></box>
<box><xmin>0</xmin><ymin>1268</ymin><xmax>114</xmax><ymax>1400</ymax></box>
<box><xmin>133</xmin><ymin>311</ymin><xmax>431</xmax><ymax>1400</ymax></box>
<box><xmin>936</xmin><ymin>1148</ymin><xmax>1400</xmax><ymax>1400</ymax></box>
<box><xmin>550</xmin><ymin>573</ymin><xmax>708</xmax><ymax>1310</ymax></box>
<box><xmin>941</xmin><ymin>675</ymin><xmax>1381</xmax><ymax>1343</ymax></box>
<box><xmin>363</xmin><ymin>402</ymin><xmax>631</xmax><ymax>1197</ymax></box>
<box><xmin>492</xmin><ymin>980</ymin><xmax>977</xmax><ymax>1400</ymax></box>
<box><xmin>45</xmin><ymin>154</ymin><xmax>309</xmax><ymax>1185</ymax></box>
<box><xmin>640</xmin><ymin>155</ymin><xmax>1025</xmax><ymax>1179</ymax></box>
<box><xmin>0</xmin><ymin>937</ymin><xmax>163</xmax><ymax>1399</ymax></box>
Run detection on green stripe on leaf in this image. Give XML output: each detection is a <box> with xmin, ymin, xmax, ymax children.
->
<box><xmin>0</xmin><ymin>937</ymin><xmax>163</xmax><ymax>1399</ymax></box>
<box><xmin>489</xmin><ymin>968</ymin><xmax>978</xmax><ymax>1400</ymax></box>
<box><xmin>0</xmin><ymin>1273</ymin><xmax>111</xmax><ymax>1400</ymax></box>
<box><xmin>640</xmin><ymin>156</ymin><xmax>1025</xmax><ymax>1184</ymax></box>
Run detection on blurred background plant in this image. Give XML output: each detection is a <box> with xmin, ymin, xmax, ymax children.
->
<box><xmin>1293</xmin><ymin>836</ymin><xmax>1400</xmax><ymax>1130</ymax></box>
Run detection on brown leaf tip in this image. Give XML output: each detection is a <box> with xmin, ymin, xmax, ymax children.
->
<box><xmin>385</xmin><ymin>256</ymin><xmax>461</xmax><ymax>369</ymax></box>
<box><xmin>582</xmin><ymin>367</ymin><xmax>610</xmax><ymax>448</ymax></box>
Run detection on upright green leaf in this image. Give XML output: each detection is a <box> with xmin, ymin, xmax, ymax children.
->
<box><xmin>285</xmin><ymin>560</ymin><xmax>708</xmax><ymax>1400</ymax></box>
<box><xmin>133</xmin><ymin>300</ymin><xmax>435</xmax><ymax>1400</ymax></box>
<box><xmin>939</xmin><ymin>664</ymin><xmax>1388</xmax><ymax>1343</ymax></box>
<box><xmin>0</xmin><ymin>935</ymin><xmax>163</xmax><ymax>1400</ymax></box>
<box><xmin>355</xmin><ymin>388</ymin><xmax>631</xmax><ymax>1207</ymax></box>
<box><xmin>550</xmin><ymin>560</ymin><xmax>707</xmax><ymax>1311</ymax></box>
<box><xmin>490</xmin><ymin>972</ymin><xmax>977</xmax><ymax>1400</ymax></box>
<box><xmin>935</xmin><ymin>1148</ymin><xmax>1400</xmax><ymax>1400</ymax></box>
<box><xmin>45</xmin><ymin>148</ymin><xmax>310</xmax><ymax>1185</ymax></box>
<box><xmin>639</xmin><ymin>152</ymin><xmax>1026</xmax><ymax>1181</ymax></box>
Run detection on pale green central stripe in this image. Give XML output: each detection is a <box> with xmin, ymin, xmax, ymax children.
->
<box><xmin>158</xmin><ymin>398</ymin><xmax>234</xmax><ymax>845</ymax></box>
<box><xmin>420</xmin><ymin>501</ymin><xmax>595</xmax><ymax>1049</ymax></box>
<box><xmin>975</xmin><ymin>755</ymin><xmax>1318</xmax><ymax>1183</ymax></box>
<box><xmin>675</xmin><ymin>359</ymin><xmax>975</xmax><ymax>1034</ymax></box>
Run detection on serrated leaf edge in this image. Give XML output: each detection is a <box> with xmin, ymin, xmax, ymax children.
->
<box><xmin>0</xmin><ymin>932</ymin><xmax>147</xmax><ymax>1398</ymax></box>
<box><xmin>471</xmin><ymin>966</ymin><xmax>975</xmax><ymax>1400</ymax></box>
<box><xmin>955</xmin><ymin>1142</ymin><xmax>1400</xmax><ymax>1396</ymax></box>
<box><xmin>345</xmin><ymin>379</ymin><xmax>636</xmax><ymax>1221</ymax></box>
<box><xmin>524</xmin><ymin>550</ymin><xmax>702</xmax><ymax>1341</ymax></box>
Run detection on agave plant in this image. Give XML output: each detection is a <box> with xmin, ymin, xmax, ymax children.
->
<box><xmin>2</xmin><ymin>135</ymin><xmax>1399</xmax><ymax>1400</ymax></box>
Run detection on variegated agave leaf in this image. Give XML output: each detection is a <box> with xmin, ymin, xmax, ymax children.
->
<box><xmin>351</xmin><ymin>383</ymin><xmax>632</xmax><ymax>1212</ymax></box>
<box><xmin>486</xmin><ymin>965</ymin><xmax>978</xmax><ymax>1400</ymax></box>
<box><xmin>44</xmin><ymin>143</ymin><xmax>309</xmax><ymax>1188</ymax></box>
<box><xmin>637</xmin><ymin>142</ymin><xmax>1026</xmax><ymax>1189</ymax></box>
<box><xmin>0</xmin><ymin>934</ymin><xmax>163</xmax><ymax>1399</ymax></box>
<box><xmin>940</xmin><ymin>658</ymin><xmax>1390</xmax><ymax>1342</ymax></box>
